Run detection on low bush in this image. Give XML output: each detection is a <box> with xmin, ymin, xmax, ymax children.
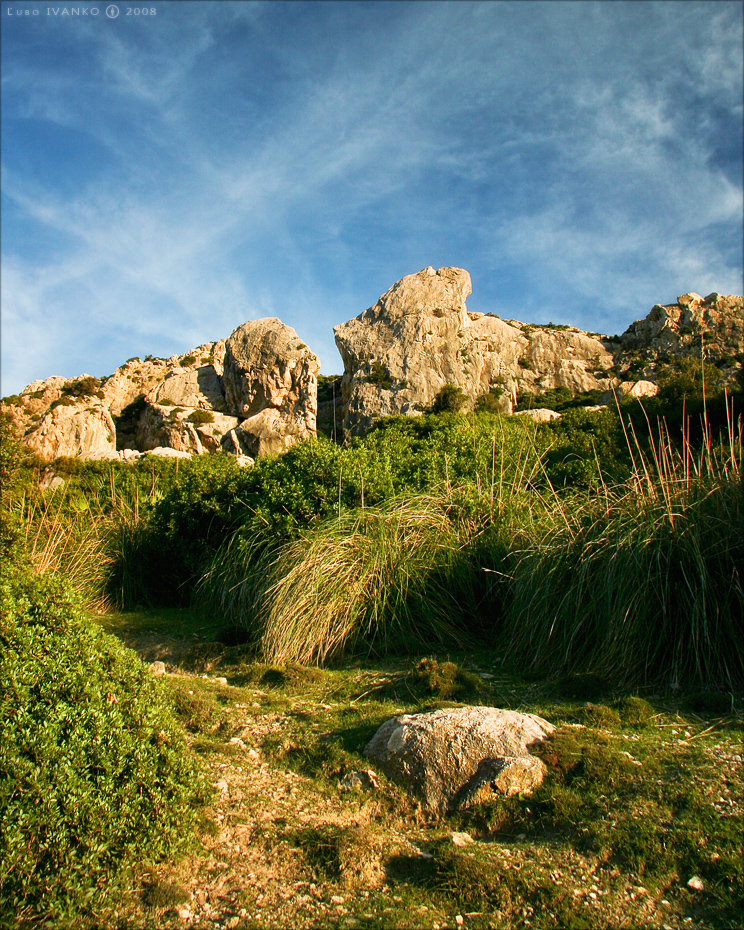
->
<box><xmin>186</xmin><ymin>409</ymin><xmax>214</xmax><ymax>425</ymax></box>
<box><xmin>431</xmin><ymin>384</ymin><xmax>468</xmax><ymax>413</ymax></box>
<box><xmin>0</xmin><ymin>560</ymin><xmax>211</xmax><ymax>924</ymax></box>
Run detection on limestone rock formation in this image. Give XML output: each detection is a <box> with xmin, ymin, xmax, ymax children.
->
<box><xmin>5</xmin><ymin>274</ymin><xmax>741</xmax><ymax>462</ymax></box>
<box><xmin>136</xmin><ymin>404</ymin><xmax>240</xmax><ymax>455</ymax></box>
<box><xmin>513</xmin><ymin>408</ymin><xmax>562</xmax><ymax>422</ymax></box>
<box><xmin>24</xmin><ymin>397</ymin><xmax>117</xmax><ymax>462</ymax></box>
<box><xmin>222</xmin><ymin>318</ymin><xmax>320</xmax><ymax>456</ymax></box>
<box><xmin>616</xmin><ymin>293</ymin><xmax>744</xmax><ymax>381</ymax></box>
<box><xmin>365</xmin><ymin>706</ymin><xmax>555</xmax><ymax>815</ymax></box>
<box><xmin>145</xmin><ymin>365</ymin><xmax>227</xmax><ymax>412</ymax></box>
<box><xmin>334</xmin><ymin>267</ymin><xmax>615</xmax><ymax>435</ymax></box>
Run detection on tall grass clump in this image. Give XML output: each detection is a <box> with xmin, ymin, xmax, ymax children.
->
<box><xmin>206</xmin><ymin>494</ymin><xmax>496</xmax><ymax>665</ymax></box>
<box><xmin>501</xmin><ymin>412</ymin><xmax>744</xmax><ymax>690</ymax></box>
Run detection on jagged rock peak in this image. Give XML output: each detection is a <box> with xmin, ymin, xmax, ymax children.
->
<box><xmin>619</xmin><ymin>292</ymin><xmax>744</xmax><ymax>363</ymax></box>
<box><xmin>334</xmin><ymin>266</ymin><xmax>615</xmax><ymax>436</ymax></box>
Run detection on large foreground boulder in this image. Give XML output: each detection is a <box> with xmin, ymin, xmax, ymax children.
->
<box><xmin>365</xmin><ymin>706</ymin><xmax>555</xmax><ymax>815</ymax></box>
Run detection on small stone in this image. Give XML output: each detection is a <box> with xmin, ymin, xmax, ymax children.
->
<box><xmin>177</xmin><ymin>906</ymin><xmax>191</xmax><ymax>920</ymax></box>
<box><xmin>451</xmin><ymin>832</ymin><xmax>474</xmax><ymax>847</ymax></box>
<box><xmin>150</xmin><ymin>661</ymin><xmax>166</xmax><ymax>675</ymax></box>
<box><xmin>456</xmin><ymin>916</ymin><xmax>464</xmax><ymax>926</ymax></box>
<box><xmin>215</xmin><ymin>677</ymin><xmax>228</xmax><ymax>685</ymax></box>
<box><xmin>331</xmin><ymin>895</ymin><xmax>345</xmax><ymax>905</ymax></box>
<box><xmin>687</xmin><ymin>876</ymin><xmax>704</xmax><ymax>892</ymax></box>
<box><xmin>516</xmin><ymin>833</ymin><xmax>527</xmax><ymax>841</ymax></box>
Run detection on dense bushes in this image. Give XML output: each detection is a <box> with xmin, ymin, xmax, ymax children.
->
<box><xmin>0</xmin><ymin>556</ymin><xmax>211</xmax><ymax>924</ymax></box>
<box><xmin>114</xmin><ymin>413</ymin><xmax>545</xmax><ymax>606</ymax></box>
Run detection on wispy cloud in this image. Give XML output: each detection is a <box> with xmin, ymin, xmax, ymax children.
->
<box><xmin>1</xmin><ymin>1</ymin><xmax>741</xmax><ymax>394</ymax></box>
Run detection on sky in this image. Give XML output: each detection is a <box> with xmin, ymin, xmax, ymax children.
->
<box><xmin>1</xmin><ymin>0</ymin><xmax>742</xmax><ymax>396</ymax></box>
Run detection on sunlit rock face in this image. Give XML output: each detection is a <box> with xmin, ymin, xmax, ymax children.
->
<box><xmin>222</xmin><ymin>318</ymin><xmax>320</xmax><ymax>457</ymax></box>
<box><xmin>5</xmin><ymin>275</ymin><xmax>741</xmax><ymax>463</ymax></box>
<box><xmin>334</xmin><ymin>267</ymin><xmax>615</xmax><ymax>436</ymax></box>
<box><xmin>24</xmin><ymin>397</ymin><xmax>117</xmax><ymax>462</ymax></box>
<box><xmin>614</xmin><ymin>293</ymin><xmax>744</xmax><ymax>382</ymax></box>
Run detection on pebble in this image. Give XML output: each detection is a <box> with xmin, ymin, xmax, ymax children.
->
<box><xmin>150</xmin><ymin>661</ymin><xmax>166</xmax><ymax>675</ymax></box>
<box><xmin>687</xmin><ymin>875</ymin><xmax>704</xmax><ymax>891</ymax></box>
<box><xmin>451</xmin><ymin>832</ymin><xmax>474</xmax><ymax>847</ymax></box>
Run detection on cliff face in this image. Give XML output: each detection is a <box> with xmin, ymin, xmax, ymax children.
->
<box><xmin>334</xmin><ymin>267</ymin><xmax>616</xmax><ymax>435</ymax></box>
<box><xmin>3</xmin><ymin>270</ymin><xmax>742</xmax><ymax>461</ymax></box>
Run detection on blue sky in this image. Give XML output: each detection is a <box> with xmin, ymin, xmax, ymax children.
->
<box><xmin>2</xmin><ymin>0</ymin><xmax>742</xmax><ymax>395</ymax></box>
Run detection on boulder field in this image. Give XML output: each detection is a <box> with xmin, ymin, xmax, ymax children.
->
<box><xmin>3</xmin><ymin>268</ymin><xmax>742</xmax><ymax>462</ymax></box>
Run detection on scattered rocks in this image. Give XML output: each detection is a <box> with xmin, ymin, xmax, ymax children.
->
<box><xmin>365</xmin><ymin>706</ymin><xmax>555</xmax><ymax>815</ymax></box>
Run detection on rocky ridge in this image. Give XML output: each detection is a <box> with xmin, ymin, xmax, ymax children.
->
<box><xmin>3</xmin><ymin>269</ymin><xmax>742</xmax><ymax>462</ymax></box>
<box><xmin>4</xmin><ymin>323</ymin><xmax>318</xmax><ymax>464</ymax></box>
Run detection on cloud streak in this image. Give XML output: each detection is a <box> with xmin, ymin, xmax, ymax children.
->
<box><xmin>1</xmin><ymin>0</ymin><xmax>741</xmax><ymax>394</ymax></box>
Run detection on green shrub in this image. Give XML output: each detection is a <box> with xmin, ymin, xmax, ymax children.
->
<box><xmin>367</xmin><ymin>361</ymin><xmax>391</xmax><ymax>388</ymax></box>
<box><xmin>431</xmin><ymin>384</ymin><xmax>468</xmax><ymax>413</ymax></box>
<box><xmin>0</xmin><ymin>561</ymin><xmax>210</xmax><ymax>924</ymax></box>
<box><xmin>656</xmin><ymin>358</ymin><xmax>723</xmax><ymax>405</ymax></box>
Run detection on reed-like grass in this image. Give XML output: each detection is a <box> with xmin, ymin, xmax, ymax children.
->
<box><xmin>15</xmin><ymin>488</ymin><xmax>114</xmax><ymax>608</ymax></box>
<box><xmin>502</xmin><ymin>405</ymin><xmax>744</xmax><ymax>690</ymax></box>
<box><xmin>204</xmin><ymin>495</ymin><xmax>494</xmax><ymax>665</ymax></box>
<box><xmin>9</xmin><ymin>469</ymin><xmax>160</xmax><ymax>610</ymax></box>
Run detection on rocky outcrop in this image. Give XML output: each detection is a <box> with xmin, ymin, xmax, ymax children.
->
<box><xmin>4</xmin><ymin>272</ymin><xmax>741</xmax><ymax>462</ymax></box>
<box><xmin>615</xmin><ymin>293</ymin><xmax>744</xmax><ymax>382</ymax></box>
<box><xmin>222</xmin><ymin>319</ymin><xmax>320</xmax><ymax>457</ymax></box>
<box><xmin>24</xmin><ymin>396</ymin><xmax>117</xmax><ymax>462</ymax></box>
<box><xmin>6</xmin><ymin>324</ymin><xmax>317</xmax><ymax>464</ymax></box>
<box><xmin>365</xmin><ymin>706</ymin><xmax>555</xmax><ymax>815</ymax></box>
<box><xmin>136</xmin><ymin>404</ymin><xmax>240</xmax><ymax>455</ymax></box>
<box><xmin>334</xmin><ymin>267</ymin><xmax>615</xmax><ymax>435</ymax></box>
